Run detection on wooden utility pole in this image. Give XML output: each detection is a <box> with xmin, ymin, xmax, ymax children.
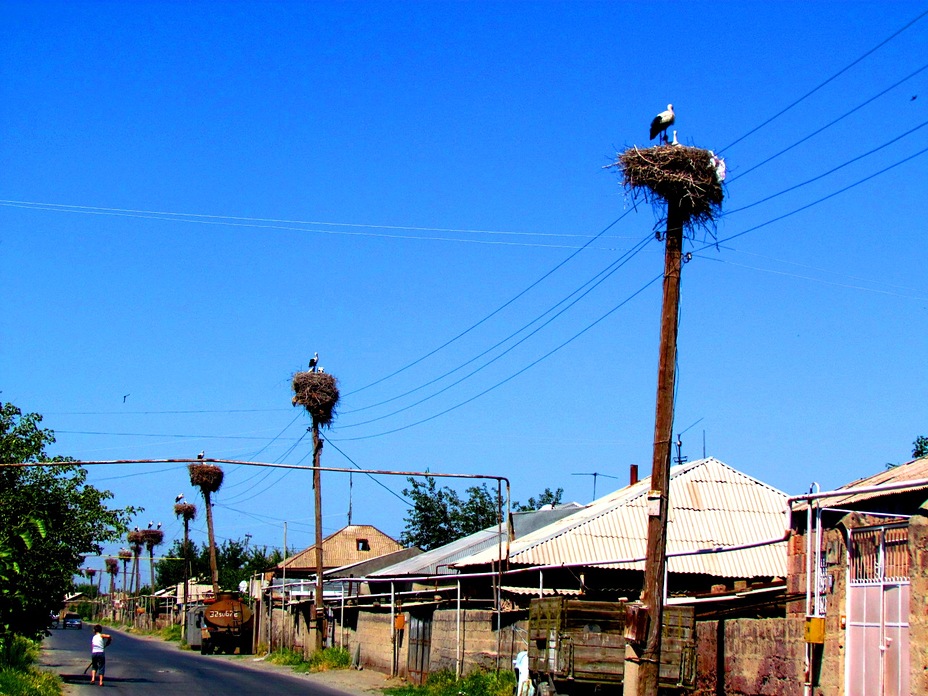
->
<box><xmin>312</xmin><ymin>420</ymin><xmax>325</xmax><ymax>652</ymax></box>
<box><xmin>627</xmin><ymin>202</ymin><xmax>684</xmax><ymax>696</ymax></box>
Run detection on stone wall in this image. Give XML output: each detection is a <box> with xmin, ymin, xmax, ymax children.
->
<box><xmin>908</xmin><ymin>505</ymin><xmax>928</xmax><ymax>694</ymax></box>
<box><xmin>694</xmin><ymin>618</ymin><xmax>804</xmax><ymax>696</ymax></box>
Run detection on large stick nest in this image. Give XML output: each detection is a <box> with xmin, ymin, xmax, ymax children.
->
<box><xmin>188</xmin><ymin>463</ymin><xmax>224</xmax><ymax>493</ymax></box>
<box><xmin>118</xmin><ymin>549</ymin><xmax>132</xmax><ymax>562</ymax></box>
<box><xmin>140</xmin><ymin>529</ymin><xmax>164</xmax><ymax>548</ymax></box>
<box><xmin>292</xmin><ymin>371</ymin><xmax>340</xmax><ymax>426</ymax></box>
<box><xmin>127</xmin><ymin>530</ymin><xmax>145</xmax><ymax>545</ymax></box>
<box><xmin>105</xmin><ymin>557</ymin><xmax>119</xmax><ymax>574</ymax></box>
<box><xmin>616</xmin><ymin>144</ymin><xmax>724</xmax><ymax>228</ymax></box>
<box><xmin>174</xmin><ymin>502</ymin><xmax>197</xmax><ymax>521</ymax></box>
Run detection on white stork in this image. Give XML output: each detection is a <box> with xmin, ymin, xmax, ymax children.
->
<box><xmin>197</xmin><ymin>450</ymin><xmax>205</xmax><ymax>460</ymax></box>
<box><xmin>309</xmin><ymin>352</ymin><xmax>319</xmax><ymax>372</ymax></box>
<box><xmin>175</xmin><ymin>493</ymin><xmax>185</xmax><ymax>503</ymax></box>
<box><xmin>650</xmin><ymin>104</ymin><xmax>675</xmax><ymax>144</ymax></box>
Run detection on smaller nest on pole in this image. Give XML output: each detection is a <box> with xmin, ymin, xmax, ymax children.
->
<box><xmin>85</xmin><ymin>568</ymin><xmax>96</xmax><ymax>577</ymax></box>
<box><xmin>174</xmin><ymin>502</ymin><xmax>197</xmax><ymax>521</ymax></box>
<box><xmin>188</xmin><ymin>463</ymin><xmax>224</xmax><ymax>493</ymax></box>
<box><xmin>616</xmin><ymin>144</ymin><xmax>724</xmax><ymax>228</ymax></box>
<box><xmin>140</xmin><ymin>529</ymin><xmax>164</xmax><ymax>548</ymax></box>
<box><xmin>105</xmin><ymin>557</ymin><xmax>119</xmax><ymax>574</ymax></box>
<box><xmin>127</xmin><ymin>530</ymin><xmax>145</xmax><ymax>545</ymax></box>
<box><xmin>118</xmin><ymin>549</ymin><xmax>132</xmax><ymax>562</ymax></box>
<box><xmin>291</xmin><ymin>371</ymin><xmax>340</xmax><ymax>426</ymax></box>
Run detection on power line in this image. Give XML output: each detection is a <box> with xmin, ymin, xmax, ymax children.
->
<box><xmin>343</xmin><ymin>231</ymin><xmax>653</xmax><ymax>415</ymax></box>
<box><xmin>339</xmin><ymin>235</ymin><xmax>655</xmax><ymax>429</ymax></box>
<box><xmin>0</xmin><ymin>200</ymin><xmax>632</xmax><ymax>250</ymax></box>
<box><xmin>709</xmin><ymin>144</ymin><xmax>928</xmax><ymax>248</ymax></box>
<box><xmin>728</xmin><ymin>61</ymin><xmax>928</xmax><ymax>183</ymax></box>
<box><xmin>332</xmin><ymin>273</ymin><xmax>664</xmax><ymax>442</ymax></box>
<box><xmin>726</xmin><ymin>118</ymin><xmax>928</xmax><ymax>215</ymax></box>
<box><xmin>718</xmin><ymin>7</ymin><xmax>928</xmax><ymax>154</ymax></box>
<box><xmin>321</xmin><ymin>436</ymin><xmax>412</xmax><ymax>507</ymax></box>
<box><xmin>345</xmin><ymin>210</ymin><xmax>637</xmax><ymax>398</ymax></box>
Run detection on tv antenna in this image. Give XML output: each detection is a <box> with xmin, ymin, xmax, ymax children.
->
<box><xmin>674</xmin><ymin>417</ymin><xmax>704</xmax><ymax>465</ymax></box>
<box><xmin>572</xmin><ymin>471</ymin><xmax>619</xmax><ymax>500</ymax></box>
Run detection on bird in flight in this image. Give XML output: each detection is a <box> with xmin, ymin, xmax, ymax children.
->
<box><xmin>650</xmin><ymin>104</ymin><xmax>675</xmax><ymax>144</ymax></box>
<box><xmin>123</xmin><ymin>394</ymin><xmax>130</xmax><ymax>403</ymax></box>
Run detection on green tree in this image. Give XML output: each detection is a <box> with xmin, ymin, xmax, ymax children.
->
<box><xmin>513</xmin><ymin>487</ymin><xmax>564</xmax><ymax>512</ymax></box>
<box><xmin>400</xmin><ymin>477</ymin><xmax>509</xmax><ymax>551</ymax></box>
<box><xmin>156</xmin><ymin>538</ymin><xmax>285</xmax><ymax>591</ymax></box>
<box><xmin>0</xmin><ymin>403</ymin><xmax>136</xmax><ymax>641</ymax></box>
<box><xmin>914</xmin><ymin>435</ymin><xmax>928</xmax><ymax>459</ymax></box>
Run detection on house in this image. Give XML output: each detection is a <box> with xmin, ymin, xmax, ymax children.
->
<box><xmin>454</xmin><ymin>457</ymin><xmax>788</xmax><ymax>601</ymax></box>
<box><xmin>781</xmin><ymin>455</ymin><xmax>928</xmax><ymax>696</ymax></box>
<box><xmin>339</xmin><ymin>458</ymin><xmax>789</xmax><ymax>682</ymax></box>
<box><xmin>274</xmin><ymin>524</ymin><xmax>404</xmax><ymax>580</ymax></box>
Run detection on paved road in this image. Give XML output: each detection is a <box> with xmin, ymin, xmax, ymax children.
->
<box><xmin>42</xmin><ymin>625</ymin><xmax>353</xmax><ymax>695</ymax></box>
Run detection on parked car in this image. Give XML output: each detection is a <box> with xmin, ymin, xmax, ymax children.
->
<box><xmin>62</xmin><ymin>612</ymin><xmax>82</xmax><ymax>630</ymax></box>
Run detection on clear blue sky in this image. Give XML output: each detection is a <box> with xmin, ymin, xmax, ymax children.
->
<box><xmin>2</xmin><ymin>2</ymin><xmax>926</xmax><ymax>568</ymax></box>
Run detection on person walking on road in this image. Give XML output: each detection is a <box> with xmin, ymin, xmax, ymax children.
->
<box><xmin>90</xmin><ymin>624</ymin><xmax>112</xmax><ymax>686</ymax></box>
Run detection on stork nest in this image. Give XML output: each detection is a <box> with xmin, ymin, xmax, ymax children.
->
<box><xmin>105</xmin><ymin>557</ymin><xmax>119</xmax><ymax>574</ymax></box>
<box><xmin>127</xmin><ymin>530</ymin><xmax>145</xmax><ymax>545</ymax></box>
<box><xmin>615</xmin><ymin>144</ymin><xmax>724</xmax><ymax>228</ymax></box>
<box><xmin>85</xmin><ymin>568</ymin><xmax>97</xmax><ymax>577</ymax></box>
<box><xmin>118</xmin><ymin>549</ymin><xmax>132</xmax><ymax>561</ymax></box>
<box><xmin>140</xmin><ymin>529</ymin><xmax>164</xmax><ymax>548</ymax></box>
<box><xmin>188</xmin><ymin>463</ymin><xmax>224</xmax><ymax>493</ymax></box>
<box><xmin>291</xmin><ymin>371</ymin><xmax>340</xmax><ymax>426</ymax></box>
<box><xmin>174</xmin><ymin>502</ymin><xmax>197</xmax><ymax>521</ymax></box>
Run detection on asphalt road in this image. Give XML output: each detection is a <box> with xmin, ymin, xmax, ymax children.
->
<box><xmin>42</xmin><ymin>625</ymin><xmax>355</xmax><ymax>695</ymax></box>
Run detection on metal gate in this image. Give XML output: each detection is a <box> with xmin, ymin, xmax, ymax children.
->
<box><xmin>845</xmin><ymin>524</ymin><xmax>909</xmax><ymax>696</ymax></box>
<box><xmin>407</xmin><ymin>613</ymin><xmax>432</xmax><ymax>685</ymax></box>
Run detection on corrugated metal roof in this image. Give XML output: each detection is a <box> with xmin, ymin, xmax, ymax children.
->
<box><xmin>817</xmin><ymin>456</ymin><xmax>928</xmax><ymax>507</ymax></box>
<box><xmin>278</xmin><ymin>525</ymin><xmax>403</xmax><ymax>571</ymax></box>
<box><xmin>454</xmin><ymin>458</ymin><xmax>787</xmax><ymax>579</ymax></box>
<box><xmin>367</xmin><ymin>505</ymin><xmax>585</xmax><ymax>577</ymax></box>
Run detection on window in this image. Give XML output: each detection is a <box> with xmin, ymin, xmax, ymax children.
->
<box><xmin>357</xmin><ymin>539</ymin><xmax>370</xmax><ymax>551</ymax></box>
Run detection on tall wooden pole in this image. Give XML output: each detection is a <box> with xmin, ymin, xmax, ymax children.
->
<box><xmin>182</xmin><ymin>517</ymin><xmax>189</xmax><ymax>642</ymax></box>
<box><xmin>204</xmin><ymin>490</ymin><xmax>220</xmax><ymax>594</ymax></box>
<box><xmin>312</xmin><ymin>420</ymin><xmax>325</xmax><ymax>652</ymax></box>
<box><xmin>635</xmin><ymin>202</ymin><xmax>684</xmax><ymax>696</ymax></box>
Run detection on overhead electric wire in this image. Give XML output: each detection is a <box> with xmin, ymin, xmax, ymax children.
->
<box><xmin>343</xmin><ymin>230</ymin><xmax>654</xmax><ymax>415</ymax></box>
<box><xmin>345</xmin><ymin>210</ymin><xmax>637</xmax><ymax>398</ymax></box>
<box><xmin>718</xmin><ymin>6</ymin><xmax>928</xmax><ymax>154</ymax></box>
<box><xmin>707</xmin><ymin>144</ymin><xmax>928</xmax><ymax>249</ymax></box>
<box><xmin>725</xmin><ymin>118</ymin><xmax>928</xmax><ymax>215</ymax></box>
<box><xmin>339</xmin><ymin>234</ymin><xmax>655</xmax><ymax>429</ymax></box>
<box><xmin>332</xmin><ymin>272</ymin><xmax>664</xmax><ymax>442</ymax></box>
<box><xmin>0</xmin><ymin>199</ymin><xmax>628</xmax><ymax>250</ymax></box>
<box><xmin>320</xmin><ymin>436</ymin><xmax>412</xmax><ymax>506</ymax></box>
<box><xmin>728</xmin><ymin>61</ymin><xmax>928</xmax><ymax>183</ymax></box>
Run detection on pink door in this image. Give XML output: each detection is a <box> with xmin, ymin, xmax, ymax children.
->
<box><xmin>846</xmin><ymin>526</ymin><xmax>909</xmax><ymax>696</ymax></box>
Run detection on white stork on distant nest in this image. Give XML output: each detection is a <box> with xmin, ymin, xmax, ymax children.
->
<box><xmin>650</xmin><ymin>104</ymin><xmax>675</xmax><ymax>144</ymax></box>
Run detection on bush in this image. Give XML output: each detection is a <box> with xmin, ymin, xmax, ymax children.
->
<box><xmin>0</xmin><ymin>667</ymin><xmax>61</xmax><ymax>696</ymax></box>
<box><xmin>158</xmin><ymin>623</ymin><xmax>182</xmax><ymax>642</ymax></box>
<box><xmin>385</xmin><ymin>668</ymin><xmax>516</xmax><ymax>696</ymax></box>
<box><xmin>305</xmin><ymin>646</ymin><xmax>350</xmax><ymax>672</ymax></box>
<box><xmin>267</xmin><ymin>647</ymin><xmax>304</xmax><ymax>666</ymax></box>
<box><xmin>0</xmin><ymin>636</ymin><xmax>40</xmax><ymax>671</ymax></box>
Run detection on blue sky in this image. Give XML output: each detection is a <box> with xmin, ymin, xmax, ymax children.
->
<box><xmin>2</xmin><ymin>2</ymin><xmax>927</xmax><ymax>568</ymax></box>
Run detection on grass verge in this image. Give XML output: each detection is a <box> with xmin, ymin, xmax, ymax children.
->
<box><xmin>384</xmin><ymin>668</ymin><xmax>516</xmax><ymax>696</ymax></box>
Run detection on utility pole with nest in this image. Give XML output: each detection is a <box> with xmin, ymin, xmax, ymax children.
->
<box><xmin>612</xmin><ymin>119</ymin><xmax>725</xmax><ymax>696</ymax></box>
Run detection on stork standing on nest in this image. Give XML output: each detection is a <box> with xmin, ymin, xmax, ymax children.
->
<box><xmin>650</xmin><ymin>104</ymin><xmax>675</xmax><ymax>144</ymax></box>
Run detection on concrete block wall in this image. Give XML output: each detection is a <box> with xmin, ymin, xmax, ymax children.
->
<box><xmin>694</xmin><ymin>618</ymin><xmax>804</xmax><ymax>696</ymax></box>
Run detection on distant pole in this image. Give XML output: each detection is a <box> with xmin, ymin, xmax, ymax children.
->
<box><xmin>635</xmin><ymin>200</ymin><xmax>684</xmax><ymax>696</ymax></box>
<box><xmin>282</xmin><ymin>521</ymin><xmax>288</xmax><ymax>649</ymax></box>
<box><xmin>182</xmin><ymin>516</ymin><xmax>189</xmax><ymax>641</ymax></box>
<box><xmin>313</xmin><ymin>418</ymin><xmax>324</xmax><ymax>652</ymax></box>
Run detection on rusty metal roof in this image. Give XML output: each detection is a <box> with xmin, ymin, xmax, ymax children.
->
<box><xmin>455</xmin><ymin>458</ymin><xmax>787</xmax><ymax>579</ymax></box>
<box><xmin>277</xmin><ymin>524</ymin><xmax>404</xmax><ymax>572</ymax></box>
<box><xmin>818</xmin><ymin>455</ymin><xmax>928</xmax><ymax>507</ymax></box>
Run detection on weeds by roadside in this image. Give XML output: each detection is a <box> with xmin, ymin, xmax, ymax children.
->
<box><xmin>384</xmin><ymin>669</ymin><xmax>516</xmax><ymax>696</ymax></box>
<box><xmin>266</xmin><ymin>646</ymin><xmax>351</xmax><ymax>673</ymax></box>
<box><xmin>0</xmin><ymin>635</ymin><xmax>62</xmax><ymax>696</ymax></box>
